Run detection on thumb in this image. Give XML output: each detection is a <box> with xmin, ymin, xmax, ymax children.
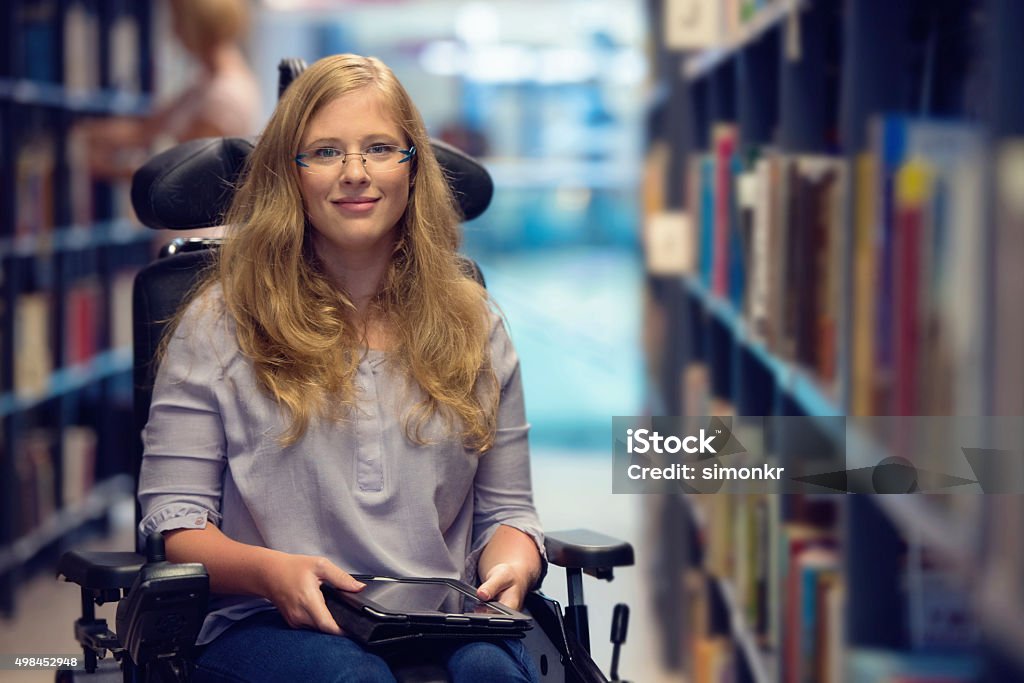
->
<box><xmin>476</xmin><ymin>568</ymin><xmax>510</xmax><ymax>602</ymax></box>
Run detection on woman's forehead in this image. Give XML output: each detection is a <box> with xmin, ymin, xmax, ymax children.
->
<box><xmin>302</xmin><ymin>88</ymin><xmax>404</xmax><ymax>144</ymax></box>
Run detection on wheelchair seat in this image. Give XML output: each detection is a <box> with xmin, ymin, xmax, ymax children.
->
<box><xmin>56</xmin><ymin>58</ymin><xmax>634</xmax><ymax>683</ymax></box>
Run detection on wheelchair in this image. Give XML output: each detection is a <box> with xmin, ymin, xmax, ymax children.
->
<box><xmin>54</xmin><ymin>59</ymin><xmax>635</xmax><ymax>682</ymax></box>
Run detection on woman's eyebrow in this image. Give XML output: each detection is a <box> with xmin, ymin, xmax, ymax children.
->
<box><xmin>301</xmin><ymin>133</ymin><xmax>403</xmax><ymax>148</ymax></box>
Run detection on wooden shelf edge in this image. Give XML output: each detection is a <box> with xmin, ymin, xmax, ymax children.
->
<box><xmin>0</xmin><ymin>78</ymin><xmax>151</xmax><ymax>115</ymax></box>
<box><xmin>0</xmin><ymin>474</ymin><xmax>134</xmax><ymax>576</ymax></box>
<box><xmin>681</xmin><ymin>275</ymin><xmax>841</xmax><ymax>418</ymax></box>
<box><xmin>0</xmin><ymin>348</ymin><xmax>133</xmax><ymax>418</ymax></box>
<box><xmin>0</xmin><ymin>219</ymin><xmax>153</xmax><ymax>258</ymax></box>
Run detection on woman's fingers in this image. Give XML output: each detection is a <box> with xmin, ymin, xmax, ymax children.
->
<box><xmin>264</xmin><ymin>554</ymin><xmax>362</xmax><ymax>634</ymax></box>
<box><xmin>279</xmin><ymin>587</ymin><xmax>344</xmax><ymax>635</ymax></box>
<box><xmin>307</xmin><ymin>600</ymin><xmax>343</xmax><ymax>636</ymax></box>
<box><xmin>319</xmin><ymin>559</ymin><xmax>366</xmax><ymax>593</ymax></box>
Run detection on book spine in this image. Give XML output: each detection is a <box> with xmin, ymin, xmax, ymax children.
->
<box><xmin>892</xmin><ymin>160</ymin><xmax>929</xmax><ymax>416</ymax></box>
<box><xmin>713</xmin><ymin>128</ymin><xmax>737</xmax><ymax>297</ymax></box>
<box><xmin>851</xmin><ymin>153</ymin><xmax>877</xmax><ymax>415</ymax></box>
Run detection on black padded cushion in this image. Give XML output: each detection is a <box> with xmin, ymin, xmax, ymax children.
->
<box><xmin>544</xmin><ymin>529</ymin><xmax>635</xmax><ymax>570</ymax></box>
<box><xmin>57</xmin><ymin>550</ymin><xmax>146</xmax><ymax>590</ymax></box>
<box><xmin>131</xmin><ymin>137</ymin><xmax>254</xmax><ymax>230</ymax></box>
<box><xmin>430</xmin><ymin>137</ymin><xmax>494</xmax><ymax>222</ymax></box>
<box><xmin>132</xmin><ymin>248</ymin><xmax>217</xmax><ymax>444</ymax></box>
<box><xmin>130</xmin><ymin>136</ymin><xmax>494</xmax><ymax>231</ymax></box>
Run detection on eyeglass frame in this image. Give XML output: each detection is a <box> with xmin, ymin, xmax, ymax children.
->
<box><xmin>294</xmin><ymin>144</ymin><xmax>417</xmax><ymax>171</ymax></box>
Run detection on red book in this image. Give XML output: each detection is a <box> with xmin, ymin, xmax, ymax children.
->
<box><xmin>65</xmin><ymin>279</ymin><xmax>101</xmax><ymax>366</ymax></box>
<box><xmin>892</xmin><ymin>161</ymin><xmax>930</xmax><ymax>416</ymax></box>
<box><xmin>712</xmin><ymin>125</ymin><xmax>737</xmax><ymax>297</ymax></box>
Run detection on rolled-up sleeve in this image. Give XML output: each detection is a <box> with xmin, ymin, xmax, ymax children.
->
<box><xmin>467</xmin><ymin>314</ymin><xmax>546</xmax><ymax>584</ymax></box>
<box><xmin>138</xmin><ymin>296</ymin><xmax>228</xmax><ymax>538</ymax></box>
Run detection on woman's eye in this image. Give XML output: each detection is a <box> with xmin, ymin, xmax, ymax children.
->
<box><xmin>365</xmin><ymin>144</ymin><xmax>394</xmax><ymax>156</ymax></box>
<box><xmin>315</xmin><ymin>147</ymin><xmax>342</xmax><ymax>158</ymax></box>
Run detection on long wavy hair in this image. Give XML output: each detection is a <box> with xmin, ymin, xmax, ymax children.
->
<box><xmin>190</xmin><ymin>54</ymin><xmax>497</xmax><ymax>451</ymax></box>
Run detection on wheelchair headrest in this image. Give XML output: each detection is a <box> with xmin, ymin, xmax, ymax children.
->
<box><xmin>131</xmin><ymin>136</ymin><xmax>494</xmax><ymax>230</ymax></box>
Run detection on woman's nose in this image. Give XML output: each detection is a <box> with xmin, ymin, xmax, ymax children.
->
<box><xmin>339</xmin><ymin>157</ymin><xmax>371</xmax><ymax>184</ymax></box>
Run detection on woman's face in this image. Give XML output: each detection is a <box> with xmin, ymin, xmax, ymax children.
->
<box><xmin>297</xmin><ymin>88</ymin><xmax>412</xmax><ymax>274</ymax></box>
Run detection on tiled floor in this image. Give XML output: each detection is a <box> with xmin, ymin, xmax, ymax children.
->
<box><xmin>0</xmin><ymin>247</ymin><xmax>685</xmax><ymax>682</ymax></box>
<box><xmin>0</xmin><ymin>499</ymin><xmax>135</xmax><ymax>682</ymax></box>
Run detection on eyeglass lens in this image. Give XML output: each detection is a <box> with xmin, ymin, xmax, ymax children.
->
<box><xmin>295</xmin><ymin>145</ymin><xmax>415</xmax><ymax>173</ymax></box>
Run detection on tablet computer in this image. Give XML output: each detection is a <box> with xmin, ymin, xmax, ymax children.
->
<box><xmin>320</xmin><ymin>576</ymin><xmax>533</xmax><ymax>647</ymax></box>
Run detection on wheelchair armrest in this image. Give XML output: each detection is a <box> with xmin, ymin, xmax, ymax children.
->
<box><xmin>545</xmin><ymin>529</ymin><xmax>634</xmax><ymax>580</ymax></box>
<box><xmin>116</xmin><ymin>557</ymin><xmax>209</xmax><ymax>669</ymax></box>
<box><xmin>57</xmin><ymin>550</ymin><xmax>146</xmax><ymax>592</ymax></box>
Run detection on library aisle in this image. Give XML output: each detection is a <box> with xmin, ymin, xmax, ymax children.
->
<box><xmin>7</xmin><ymin>0</ymin><xmax>1024</xmax><ymax>682</ymax></box>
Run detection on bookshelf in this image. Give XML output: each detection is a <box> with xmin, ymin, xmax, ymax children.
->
<box><xmin>681</xmin><ymin>0</ymin><xmax>806</xmax><ymax>81</ymax></box>
<box><xmin>0</xmin><ymin>0</ymin><xmax>154</xmax><ymax>616</ymax></box>
<box><xmin>644</xmin><ymin>0</ymin><xmax>1023</xmax><ymax>681</ymax></box>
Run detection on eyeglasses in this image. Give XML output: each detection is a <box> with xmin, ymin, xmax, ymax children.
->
<box><xmin>294</xmin><ymin>144</ymin><xmax>416</xmax><ymax>174</ymax></box>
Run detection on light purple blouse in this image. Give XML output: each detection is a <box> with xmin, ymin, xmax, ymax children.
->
<box><xmin>137</xmin><ymin>288</ymin><xmax>545</xmax><ymax>645</ymax></box>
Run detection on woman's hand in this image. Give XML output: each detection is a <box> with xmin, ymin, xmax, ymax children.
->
<box><xmin>259</xmin><ymin>553</ymin><xmax>365</xmax><ymax>635</ymax></box>
<box><xmin>476</xmin><ymin>561</ymin><xmax>533</xmax><ymax>611</ymax></box>
<box><xmin>476</xmin><ymin>525</ymin><xmax>543</xmax><ymax>611</ymax></box>
<box><xmin>163</xmin><ymin>527</ymin><xmax>364</xmax><ymax>634</ymax></box>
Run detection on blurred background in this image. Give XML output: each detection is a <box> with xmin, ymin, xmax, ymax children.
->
<box><xmin>1</xmin><ymin>0</ymin><xmax>1024</xmax><ymax>682</ymax></box>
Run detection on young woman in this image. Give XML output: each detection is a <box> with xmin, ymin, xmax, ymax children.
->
<box><xmin>137</xmin><ymin>54</ymin><xmax>544</xmax><ymax>682</ymax></box>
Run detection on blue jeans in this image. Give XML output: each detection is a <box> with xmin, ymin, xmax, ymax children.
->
<box><xmin>192</xmin><ymin>610</ymin><xmax>540</xmax><ymax>683</ymax></box>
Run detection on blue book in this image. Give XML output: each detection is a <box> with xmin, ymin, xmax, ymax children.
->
<box><xmin>728</xmin><ymin>153</ymin><xmax>748</xmax><ymax>311</ymax></box>
<box><xmin>699</xmin><ymin>156</ymin><xmax>716</xmax><ymax>290</ymax></box>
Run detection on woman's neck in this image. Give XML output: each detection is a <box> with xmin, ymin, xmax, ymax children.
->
<box><xmin>314</xmin><ymin>236</ymin><xmax>397</xmax><ymax>317</ymax></box>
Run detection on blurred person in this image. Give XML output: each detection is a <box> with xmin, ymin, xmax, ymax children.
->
<box><xmin>138</xmin><ymin>54</ymin><xmax>544</xmax><ymax>682</ymax></box>
<box><xmin>78</xmin><ymin>0</ymin><xmax>260</xmax><ymax>182</ymax></box>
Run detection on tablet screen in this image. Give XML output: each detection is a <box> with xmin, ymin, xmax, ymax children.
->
<box><xmin>360</xmin><ymin>579</ymin><xmax>508</xmax><ymax>616</ymax></box>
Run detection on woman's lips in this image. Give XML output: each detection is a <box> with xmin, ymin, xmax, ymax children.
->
<box><xmin>332</xmin><ymin>198</ymin><xmax>379</xmax><ymax>214</ymax></box>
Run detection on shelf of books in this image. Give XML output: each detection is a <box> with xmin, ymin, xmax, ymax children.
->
<box><xmin>0</xmin><ymin>0</ymin><xmax>154</xmax><ymax>616</ymax></box>
<box><xmin>644</xmin><ymin>0</ymin><xmax>1024</xmax><ymax>680</ymax></box>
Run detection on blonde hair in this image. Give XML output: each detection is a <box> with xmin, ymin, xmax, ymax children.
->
<box><xmin>170</xmin><ymin>0</ymin><xmax>250</xmax><ymax>52</ymax></box>
<box><xmin>200</xmin><ymin>54</ymin><xmax>497</xmax><ymax>450</ymax></box>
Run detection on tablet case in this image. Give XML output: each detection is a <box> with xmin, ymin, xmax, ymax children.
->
<box><xmin>321</xmin><ymin>576</ymin><xmax>533</xmax><ymax>648</ymax></box>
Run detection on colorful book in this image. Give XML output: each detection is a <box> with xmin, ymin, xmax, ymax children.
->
<box><xmin>992</xmin><ymin>141</ymin><xmax>1024</xmax><ymax>416</ymax></box>
<box><xmin>14</xmin><ymin>292</ymin><xmax>53</xmax><ymax>398</ymax></box>
<box><xmin>64</xmin><ymin>277</ymin><xmax>102</xmax><ymax>366</ymax></box>
<box><xmin>868</xmin><ymin>116</ymin><xmax>982</xmax><ymax>414</ymax></box>
<box><xmin>892</xmin><ymin>159</ymin><xmax>929</xmax><ymax>416</ymax></box>
<box><xmin>62</xmin><ymin>425</ymin><xmax>97</xmax><ymax>507</ymax></box>
<box><xmin>699</xmin><ymin>155</ymin><xmax>717</xmax><ymax>290</ymax></box>
<box><xmin>15</xmin><ymin>134</ymin><xmax>56</xmax><ymax>238</ymax></box>
<box><xmin>712</xmin><ymin>125</ymin><xmax>738</xmax><ymax>297</ymax></box>
<box><xmin>851</xmin><ymin>152</ymin><xmax>878</xmax><ymax>415</ymax></box>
